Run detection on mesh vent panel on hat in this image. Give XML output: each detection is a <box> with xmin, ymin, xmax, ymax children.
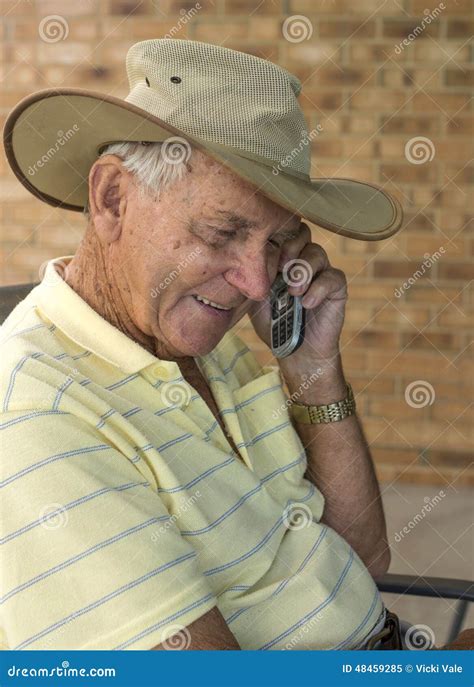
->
<box><xmin>124</xmin><ymin>38</ymin><xmax>311</xmax><ymax>175</ymax></box>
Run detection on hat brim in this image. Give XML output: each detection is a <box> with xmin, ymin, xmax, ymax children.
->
<box><xmin>3</xmin><ymin>88</ymin><xmax>403</xmax><ymax>241</ymax></box>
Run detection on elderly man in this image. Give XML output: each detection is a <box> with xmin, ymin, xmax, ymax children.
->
<box><xmin>5</xmin><ymin>38</ymin><xmax>465</xmax><ymax>652</ymax></box>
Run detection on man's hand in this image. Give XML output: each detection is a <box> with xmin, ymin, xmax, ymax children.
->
<box><xmin>248</xmin><ymin>222</ymin><xmax>348</xmax><ymax>382</ymax></box>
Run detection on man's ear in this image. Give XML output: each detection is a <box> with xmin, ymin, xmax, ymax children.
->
<box><xmin>88</xmin><ymin>156</ymin><xmax>129</xmax><ymax>243</ymax></box>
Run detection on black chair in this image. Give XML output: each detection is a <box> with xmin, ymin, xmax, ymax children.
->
<box><xmin>1</xmin><ymin>282</ymin><xmax>472</xmax><ymax>646</ymax></box>
<box><xmin>0</xmin><ymin>281</ymin><xmax>40</xmax><ymax>324</ymax></box>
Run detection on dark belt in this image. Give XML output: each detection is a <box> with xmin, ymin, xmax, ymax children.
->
<box><xmin>365</xmin><ymin>609</ymin><xmax>403</xmax><ymax>650</ymax></box>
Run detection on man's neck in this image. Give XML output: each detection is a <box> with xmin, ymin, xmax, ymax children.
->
<box><xmin>64</xmin><ymin>228</ymin><xmax>159</xmax><ymax>359</ymax></box>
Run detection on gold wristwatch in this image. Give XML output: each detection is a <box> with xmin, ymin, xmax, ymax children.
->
<box><xmin>289</xmin><ymin>382</ymin><xmax>356</xmax><ymax>424</ymax></box>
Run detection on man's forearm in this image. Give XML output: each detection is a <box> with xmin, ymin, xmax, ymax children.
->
<box><xmin>281</xmin><ymin>354</ymin><xmax>390</xmax><ymax>577</ymax></box>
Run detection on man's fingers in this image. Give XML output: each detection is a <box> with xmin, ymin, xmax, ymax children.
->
<box><xmin>280</xmin><ymin>242</ymin><xmax>331</xmax><ymax>295</ymax></box>
<box><xmin>300</xmin><ymin>267</ymin><xmax>347</xmax><ymax>308</ymax></box>
<box><xmin>278</xmin><ymin>222</ymin><xmax>312</xmax><ymax>268</ymax></box>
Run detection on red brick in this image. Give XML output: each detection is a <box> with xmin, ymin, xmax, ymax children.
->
<box><xmin>438</xmin><ymin>262</ymin><xmax>474</xmax><ymax>281</ymax></box>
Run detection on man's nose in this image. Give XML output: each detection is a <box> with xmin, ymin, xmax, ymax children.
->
<box><xmin>224</xmin><ymin>249</ymin><xmax>273</xmax><ymax>302</ymax></box>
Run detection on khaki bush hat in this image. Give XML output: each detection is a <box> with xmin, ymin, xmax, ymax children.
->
<box><xmin>3</xmin><ymin>38</ymin><xmax>403</xmax><ymax>241</ymax></box>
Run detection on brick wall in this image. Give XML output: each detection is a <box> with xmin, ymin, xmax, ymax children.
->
<box><xmin>1</xmin><ymin>1</ymin><xmax>472</xmax><ymax>486</ymax></box>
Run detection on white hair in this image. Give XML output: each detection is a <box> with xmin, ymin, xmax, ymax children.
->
<box><xmin>83</xmin><ymin>140</ymin><xmax>192</xmax><ymax>218</ymax></box>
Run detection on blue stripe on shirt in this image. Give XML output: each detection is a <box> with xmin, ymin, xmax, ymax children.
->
<box><xmin>226</xmin><ymin>526</ymin><xmax>329</xmax><ymax>624</ymax></box>
<box><xmin>203</xmin><ymin>513</ymin><xmax>285</xmax><ymax>576</ymax></box>
<box><xmin>2</xmin><ymin>516</ymin><xmax>170</xmax><ymax>604</ymax></box>
<box><xmin>3</xmin><ymin>352</ymin><xmax>43</xmax><ymax>412</ymax></box>
<box><xmin>258</xmin><ymin>548</ymin><xmax>355</xmax><ymax>650</ymax></box>
<box><xmin>113</xmin><ymin>592</ymin><xmax>216</xmax><ymax>650</ymax></box>
<box><xmin>332</xmin><ymin>587</ymin><xmax>381</xmax><ymax>650</ymax></box>
<box><xmin>0</xmin><ymin>443</ymin><xmax>112</xmax><ymax>490</ymax></box>
<box><xmin>2</xmin><ymin>482</ymin><xmax>149</xmax><ymax>544</ymax></box>
<box><xmin>14</xmin><ymin>551</ymin><xmax>200</xmax><ymax>650</ymax></box>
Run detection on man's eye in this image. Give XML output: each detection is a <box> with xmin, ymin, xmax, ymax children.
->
<box><xmin>268</xmin><ymin>238</ymin><xmax>283</xmax><ymax>248</ymax></box>
<box><xmin>213</xmin><ymin>229</ymin><xmax>236</xmax><ymax>240</ymax></box>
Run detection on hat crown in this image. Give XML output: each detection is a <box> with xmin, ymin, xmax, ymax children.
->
<box><xmin>124</xmin><ymin>39</ymin><xmax>311</xmax><ymax>176</ymax></box>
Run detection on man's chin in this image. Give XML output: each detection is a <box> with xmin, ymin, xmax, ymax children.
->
<box><xmin>157</xmin><ymin>298</ymin><xmax>249</xmax><ymax>358</ymax></box>
<box><xmin>182</xmin><ymin>331</ymin><xmax>229</xmax><ymax>358</ymax></box>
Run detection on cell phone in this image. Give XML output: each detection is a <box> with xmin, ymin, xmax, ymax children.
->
<box><xmin>270</xmin><ymin>272</ymin><xmax>306</xmax><ymax>358</ymax></box>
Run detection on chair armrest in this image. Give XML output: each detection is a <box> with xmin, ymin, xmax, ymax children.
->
<box><xmin>374</xmin><ymin>573</ymin><xmax>474</xmax><ymax>602</ymax></box>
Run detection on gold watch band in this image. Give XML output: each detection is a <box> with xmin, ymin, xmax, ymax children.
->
<box><xmin>289</xmin><ymin>382</ymin><xmax>356</xmax><ymax>424</ymax></box>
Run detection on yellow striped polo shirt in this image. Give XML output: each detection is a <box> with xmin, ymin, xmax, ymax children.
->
<box><xmin>0</xmin><ymin>255</ymin><xmax>384</xmax><ymax>650</ymax></box>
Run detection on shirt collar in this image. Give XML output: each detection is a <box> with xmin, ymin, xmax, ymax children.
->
<box><xmin>33</xmin><ymin>255</ymin><xmax>184</xmax><ymax>377</ymax></box>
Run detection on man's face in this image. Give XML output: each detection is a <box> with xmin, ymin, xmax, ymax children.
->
<box><xmin>101</xmin><ymin>148</ymin><xmax>301</xmax><ymax>359</ymax></box>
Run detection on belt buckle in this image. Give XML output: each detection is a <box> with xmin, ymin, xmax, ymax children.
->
<box><xmin>365</xmin><ymin>610</ymin><xmax>402</xmax><ymax>650</ymax></box>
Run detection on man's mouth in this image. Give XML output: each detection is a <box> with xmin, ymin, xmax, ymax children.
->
<box><xmin>192</xmin><ymin>294</ymin><xmax>232</xmax><ymax>311</ymax></box>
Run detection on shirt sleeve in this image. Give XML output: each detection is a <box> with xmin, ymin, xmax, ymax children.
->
<box><xmin>0</xmin><ymin>410</ymin><xmax>217</xmax><ymax>650</ymax></box>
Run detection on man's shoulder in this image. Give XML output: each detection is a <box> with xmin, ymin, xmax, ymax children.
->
<box><xmin>0</xmin><ymin>293</ymin><xmax>74</xmax><ymax>413</ymax></box>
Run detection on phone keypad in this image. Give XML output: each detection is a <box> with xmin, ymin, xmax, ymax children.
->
<box><xmin>272</xmin><ymin>291</ymin><xmax>295</xmax><ymax>348</ymax></box>
<box><xmin>272</xmin><ymin>328</ymin><xmax>280</xmax><ymax>347</ymax></box>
